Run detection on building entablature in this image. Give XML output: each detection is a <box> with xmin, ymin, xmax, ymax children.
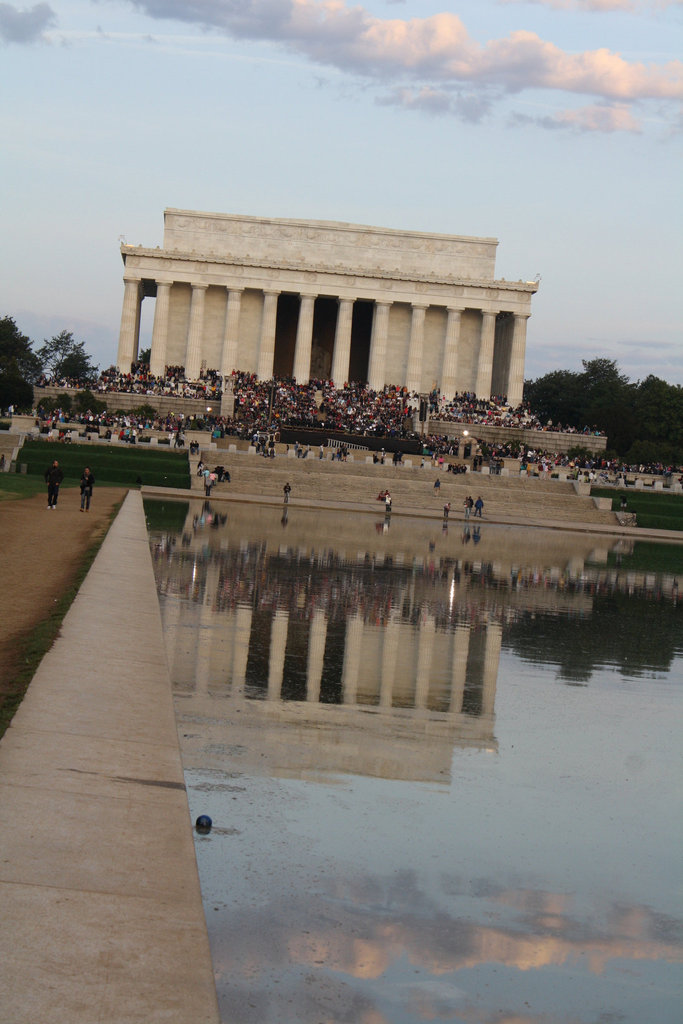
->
<box><xmin>121</xmin><ymin>246</ymin><xmax>538</xmax><ymax>313</ymax></box>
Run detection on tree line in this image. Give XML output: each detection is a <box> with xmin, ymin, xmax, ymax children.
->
<box><xmin>524</xmin><ymin>358</ymin><xmax>683</xmax><ymax>465</ymax></box>
<box><xmin>0</xmin><ymin>315</ymin><xmax>99</xmax><ymax>411</ymax></box>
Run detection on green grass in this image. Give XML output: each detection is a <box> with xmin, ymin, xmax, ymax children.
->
<box><xmin>0</xmin><ymin>497</ymin><xmax>124</xmax><ymax>739</ymax></box>
<box><xmin>16</xmin><ymin>439</ymin><xmax>191</xmax><ymax>489</ymax></box>
<box><xmin>591</xmin><ymin>486</ymin><xmax>683</xmax><ymax>532</ymax></box>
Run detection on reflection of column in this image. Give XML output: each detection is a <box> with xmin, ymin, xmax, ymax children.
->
<box><xmin>414</xmin><ymin>615</ymin><xmax>436</xmax><ymax>709</ymax></box>
<box><xmin>482</xmin><ymin>622</ymin><xmax>502</xmax><ymax>716</ymax></box>
<box><xmin>293</xmin><ymin>294</ymin><xmax>316</xmax><ymax>384</ymax></box>
<box><xmin>450</xmin><ymin>625</ymin><xmax>470</xmax><ymax>713</ymax></box>
<box><xmin>117</xmin><ymin>277</ymin><xmax>142</xmax><ymax>371</ymax></box>
<box><xmin>150</xmin><ymin>281</ymin><xmax>171</xmax><ymax>376</ymax></box>
<box><xmin>330</xmin><ymin>298</ymin><xmax>354</xmax><ymax>387</ymax></box>
<box><xmin>195</xmin><ymin>564</ymin><xmax>219</xmax><ymax>695</ymax></box>
<box><xmin>306</xmin><ymin>608</ymin><xmax>327</xmax><ymax>703</ymax></box>
<box><xmin>256</xmin><ymin>291</ymin><xmax>280</xmax><ymax>380</ymax></box>
<box><xmin>231</xmin><ymin>603</ymin><xmax>253</xmax><ymax>694</ymax></box>
<box><xmin>268</xmin><ymin>610</ymin><xmax>289</xmax><ymax>701</ymax></box>
<box><xmin>220</xmin><ymin>288</ymin><xmax>243</xmax><ymax>378</ymax></box>
<box><xmin>507</xmin><ymin>314</ymin><xmax>529</xmax><ymax>407</ymax></box>
<box><xmin>475</xmin><ymin>311</ymin><xmax>497</xmax><ymax>399</ymax></box>
<box><xmin>440</xmin><ymin>307</ymin><xmax>463</xmax><ymax>400</ymax></box>
<box><xmin>342</xmin><ymin>613</ymin><xmax>363</xmax><ymax>704</ymax></box>
<box><xmin>405</xmin><ymin>304</ymin><xmax>427</xmax><ymax>393</ymax></box>
<box><xmin>185</xmin><ymin>283</ymin><xmax>208</xmax><ymax>380</ymax></box>
<box><xmin>379</xmin><ymin>615</ymin><xmax>400</xmax><ymax>708</ymax></box>
<box><xmin>367</xmin><ymin>301</ymin><xmax>391</xmax><ymax>391</ymax></box>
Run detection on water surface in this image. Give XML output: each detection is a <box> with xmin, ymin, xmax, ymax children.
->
<box><xmin>147</xmin><ymin>499</ymin><xmax>683</xmax><ymax>1024</ymax></box>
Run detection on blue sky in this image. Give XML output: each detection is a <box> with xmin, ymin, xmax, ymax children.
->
<box><xmin>1</xmin><ymin>0</ymin><xmax>682</xmax><ymax>384</ymax></box>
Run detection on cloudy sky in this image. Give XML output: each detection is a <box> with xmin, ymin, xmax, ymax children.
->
<box><xmin>1</xmin><ymin>0</ymin><xmax>682</xmax><ymax>384</ymax></box>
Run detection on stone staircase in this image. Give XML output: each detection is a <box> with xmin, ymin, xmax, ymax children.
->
<box><xmin>190</xmin><ymin>448</ymin><xmax>618</xmax><ymax>527</ymax></box>
<box><xmin>0</xmin><ymin>430</ymin><xmax>21</xmax><ymax>471</ymax></box>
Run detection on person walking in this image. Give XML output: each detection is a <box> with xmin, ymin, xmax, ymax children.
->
<box><xmin>45</xmin><ymin>459</ymin><xmax>64</xmax><ymax>509</ymax></box>
<box><xmin>474</xmin><ymin>495</ymin><xmax>484</xmax><ymax>518</ymax></box>
<box><xmin>443</xmin><ymin>501</ymin><xmax>451</xmax><ymax>521</ymax></box>
<box><xmin>283</xmin><ymin>481</ymin><xmax>291</xmax><ymax>504</ymax></box>
<box><xmin>434</xmin><ymin>477</ymin><xmax>441</xmax><ymax>493</ymax></box>
<box><xmin>79</xmin><ymin>467</ymin><xmax>95</xmax><ymax>511</ymax></box>
<box><xmin>384</xmin><ymin>491</ymin><xmax>392</xmax><ymax>513</ymax></box>
<box><xmin>463</xmin><ymin>495</ymin><xmax>473</xmax><ymax>520</ymax></box>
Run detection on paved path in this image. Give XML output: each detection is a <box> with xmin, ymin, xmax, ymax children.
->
<box><xmin>0</xmin><ymin>491</ymin><xmax>220</xmax><ymax>1024</ymax></box>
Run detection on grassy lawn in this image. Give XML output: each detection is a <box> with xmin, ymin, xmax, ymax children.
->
<box><xmin>591</xmin><ymin>486</ymin><xmax>683</xmax><ymax>532</ymax></box>
<box><xmin>16</xmin><ymin>439</ymin><xmax>191</xmax><ymax>489</ymax></box>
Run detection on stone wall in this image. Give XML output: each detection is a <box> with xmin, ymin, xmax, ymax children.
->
<box><xmin>33</xmin><ymin>386</ymin><xmax>226</xmax><ymax>419</ymax></box>
<box><xmin>423</xmin><ymin>418</ymin><xmax>608</xmax><ymax>455</ymax></box>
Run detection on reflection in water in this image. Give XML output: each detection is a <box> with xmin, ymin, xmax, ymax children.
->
<box><xmin>147</xmin><ymin>500</ymin><xmax>683</xmax><ymax>1024</ymax></box>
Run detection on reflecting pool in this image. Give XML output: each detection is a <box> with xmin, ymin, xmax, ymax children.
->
<box><xmin>146</xmin><ymin>499</ymin><xmax>683</xmax><ymax>1024</ymax></box>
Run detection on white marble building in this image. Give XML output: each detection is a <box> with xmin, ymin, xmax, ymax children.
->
<box><xmin>116</xmin><ymin>209</ymin><xmax>538</xmax><ymax>404</ymax></box>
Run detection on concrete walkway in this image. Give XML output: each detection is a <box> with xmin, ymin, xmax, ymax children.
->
<box><xmin>0</xmin><ymin>491</ymin><xmax>220</xmax><ymax>1024</ymax></box>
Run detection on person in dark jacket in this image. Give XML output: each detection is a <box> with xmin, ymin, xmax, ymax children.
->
<box><xmin>80</xmin><ymin>467</ymin><xmax>95</xmax><ymax>511</ymax></box>
<box><xmin>45</xmin><ymin>459</ymin><xmax>64</xmax><ymax>509</ymax></box>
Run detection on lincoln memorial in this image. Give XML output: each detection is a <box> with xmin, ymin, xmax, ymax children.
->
<box><xmin>117</xmin><ymin>209</ymin><xmax>538</xmax><ymax>404</ymax></box>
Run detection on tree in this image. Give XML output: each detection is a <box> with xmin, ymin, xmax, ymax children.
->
<box><xmin>523</xmin><ymin>369</ymin><xmax>584</xmax><ymax>427</ymax></box>
<box><xmin>0</xmin><ymin>370</ymin><xmax>34</xmax><ymax>412</ymax></box>
<box><xmin>138</xmin><ymin>347</ymin><xmax>151</xmax><ymax>365</ymax></box>
<box><xmin>0</xmin><ymin>316</ymin><xmax>42</xmax><ymax>382</ymax></box>
<box><xmin>37</xmin><ymin>330</ymin><xmax>98</xmax><ymax>383</ymax></box>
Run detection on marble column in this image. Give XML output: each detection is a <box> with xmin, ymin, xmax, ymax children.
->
<box><xmin>450</xmin><ymin>625</ymin><xmax>470</xmax><ymax>714</ymax></box>
<box><xmin>342</xmin><ymin>613</ymin><xmax>364</xmax><ymax>705</ymax></box>
<box><xmin>474</xmin><ymin>310</ymin><xmax>497</xmax><ymax>400</ymax></box>
<box><xmin>405</xmin><ymin>304</ymin><xmax>427</xmax><ymax>394</ymax></box>
<box><xmin>482</xmin><ymin>622</ymin><xmax>502</xmax><ymax>717</ymax></box>
<box><xmin>379</xmin><ymin>614</ymin><xmax>400</xmax><ymax>708</ymax></box>
<box><xmin>267</xmin><ymin>610</ymin><xmax>289</xmax><ymax>701</ymax></box>
<box><xmin>292</xmin><ymin>293</ymin><xmax>317</xmax><ymax>384</ymax></box>
<box><xmin>116</xmin><ymin>276</ymin><xmax>142</xmax><ymax>372</ymax></box>
<box><xmin>367</xmin><ymin>301</ymin><xmax>391</xmax><ymax>391</ymax></box>
<box><xmin>330</xmin><ymin>297</ymin><xmax>354</xmax><ymax>387</ymax></box>
<box><xmin>149</xmin><ymin>281</ymin><xmax>171</xmax><ymax>377</ymax></box>
<box><xmin>256</xmin><ymin>290</ymin><xmax>280</xmax><ymax>381</ymax></box>
<box><xmin>306</xmin><ymin>608</ymin><xmax>328</xmax><ymax>703</ymax></box>
<box><xmin>220</xmin><ymin>288</ymin><xmax>243</xmax><ymax>379</ymax></box>
<box><xmin>440</xmin><ymin>307</ymin><xmax>463</xmax><ymax>401</ymax></box>
<box><xmin>414</xmin><ymin>614</ymin><xmax>436</xmax><ymax>710</ymax></box>
<box><xmin>185</xmin><ymin>283</ymin><xmax>208</xmax><ymax>381</ymax></box>
<box><xmin>230</xmin><ymin>604</ymin><xmax>253</xmax><ymax>695</ymax></box>
<box><xmin>507</xmin><ymin>314</ymin><xmax>529</xmax><ymax>407</ymax></box>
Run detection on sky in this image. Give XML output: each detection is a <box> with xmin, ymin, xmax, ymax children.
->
<box><xmin>1</xmin><ymin>0</ymin><xmax>682</xmax><ymax>385</ymax></box>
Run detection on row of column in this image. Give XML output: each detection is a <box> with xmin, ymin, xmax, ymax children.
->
<box><xmin>118</xmin><ymin>277</ymin><xmax>529</xmax><ymax>403</ymax></box>
<box><xmin>182</xmin><ymin>596</ymin><xmax>501</xmax><ymax>716</ymax></box>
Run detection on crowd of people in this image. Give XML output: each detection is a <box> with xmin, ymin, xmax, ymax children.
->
<box><xmin>35</xmin><ymin>364</ymin><xmax>608</xmax><ymax>440</ymax></box>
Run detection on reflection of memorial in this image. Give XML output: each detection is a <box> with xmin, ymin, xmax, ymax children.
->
<box><xmin>149</xmin><ymin>500</ymin><xmax>679</xmax><ymax>780</ymax></box>
<box><xmin>148</xmin><ymin>502</ymin><xmax>611</xmax><ymax>783</ymax></box>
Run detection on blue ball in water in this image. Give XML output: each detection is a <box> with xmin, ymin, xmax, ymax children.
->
<box><xmin>195</xmin><ymin>814</ymin><xmax>212</xmax><ymax>835</ymax></box>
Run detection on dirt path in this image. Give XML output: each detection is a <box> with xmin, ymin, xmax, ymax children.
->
<box><xmin>0</xmin><ymin>486</ymin><xmax>129</xmax><ymax>705</ymax></box>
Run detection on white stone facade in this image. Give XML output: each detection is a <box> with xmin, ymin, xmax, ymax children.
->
<box><xmin>117</xmin><ymin>209</ymin><xmax>538</xmax><ymax>404</ymax></box>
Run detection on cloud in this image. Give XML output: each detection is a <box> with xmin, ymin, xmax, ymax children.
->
<box><xmin>513</xmin><ymin>101</ymin><xmax>643</xmax><ymax>131</ymax></box>
<box><xmin>0</xmin><ymin>1</ymin><xmax>55</xmax><ymax>42</ymax></box>
<box><xmin>378</xmin><ymin>85</ymin><xmax>494</xmax><ymax>122</ymax></box>
<box><xmin>115</xmin><ymin>1</ymin><xmax>683</xmax><ymax>129</ymax></box>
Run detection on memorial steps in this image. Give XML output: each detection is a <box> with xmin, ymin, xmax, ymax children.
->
<box><xmin>190</xmin><ymin>449</ymin><xmax>618</xmax><ymax>527</ymax></box>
